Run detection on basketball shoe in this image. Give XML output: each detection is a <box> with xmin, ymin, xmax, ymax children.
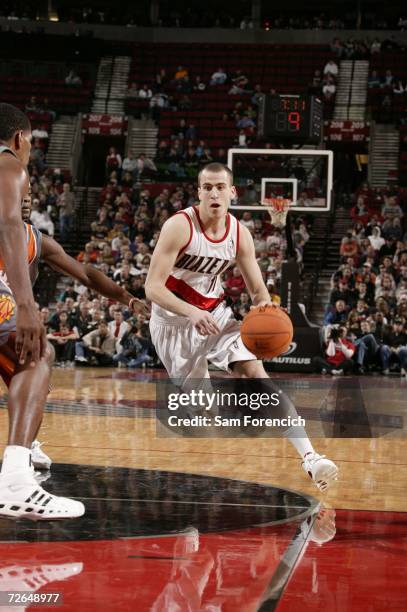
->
<box><xmin>302</xmin><ymin>452</ymin><xmax>338</xmax><ymax>492</ymax></box>
<box><xmin>31</xmin><ymin>440</ymin><xmax>52</xmax><ymax>471</ymax></box>
<box><xmin>301</xmin><ymin>505</ymin><xmax>336</xmax><ymax>544</ymax></box>
<box><xmin>0</xmin><ymin>469</ymin><xmax>85</xmax><ymax>520</ymax></box>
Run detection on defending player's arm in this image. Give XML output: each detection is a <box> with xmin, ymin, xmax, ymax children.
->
<box><xmin>145</xmin><ymin>215</ymin><xmax>220</xmax><ymax>335</ymax></box>
<box><xmin>40</xmin><ymin>234</ymin><xmax>149</xmax><ymax>315</ymax></box>
<box><xmin>0</xmin><ymin>158</ymin><xmax>46</xmax><ymax>364</ymax></box>
<box><xmin>236</xmin><ymin>224</ymin><xmax>272</xmax><ymax>308</ymax></box>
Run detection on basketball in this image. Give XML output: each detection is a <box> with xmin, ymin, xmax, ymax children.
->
<box><xmin>240</xmin><ymin>306</ymin><xmax>294</xmax><ymax>359</ymax></box>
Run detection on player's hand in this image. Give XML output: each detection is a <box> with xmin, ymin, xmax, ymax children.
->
<box><xmin>251</xmin><ymin>301</ymin><xmax>287</xmax><ymax>312</ymax></box>
<box><xmin>129</xmin><ymin>298</ymin><xmax>150</xmax><ymax>317</ymax></box>
<box><xmin>15</xmin><ymin>304</ymin><xmax>47</xmax><ymax>366</ymax></box>
<box><xmin>189</xmin><ymin>308</ymin><xmax>220</xmax><ymax>336</ymax></box>
<box><xmin>251</xmin><ymin>300</ymin><xmax>275</xmax><ymax>309</ymax></box>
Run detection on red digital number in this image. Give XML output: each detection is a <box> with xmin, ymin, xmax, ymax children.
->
<box><xmin>288</xmin><ymin>112</ymin><xmax>301</xmax><ymax>131</ymax></box>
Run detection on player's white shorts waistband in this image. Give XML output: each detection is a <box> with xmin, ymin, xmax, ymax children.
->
<box><xmin>150</xmin><ymin>301</ymin><xmax>227</xmax><ymax>326</ymax></box>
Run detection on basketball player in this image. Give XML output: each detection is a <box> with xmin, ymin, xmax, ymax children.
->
<box><xmin>0</xmin><ymin>103</ymin><xmax>145</xmax><ymax>520</ymax></box>
<box><xmin>18</xmin><ymin>190</ymin><xmax>149</xmax><ymax>471</ymax></box>
<box><xmin>146</xmin><ymin>163</ymin><xmax>338</xmax><ymax>491</ymax></box>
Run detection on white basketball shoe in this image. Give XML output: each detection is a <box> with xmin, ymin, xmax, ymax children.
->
<box><xmin>31</xmin><ymin>440</ymin><xmax>52</xmax><ymax>471</ymax></box>
<box><xmin>0</xmin><ymin>469</ymin><xmax>85</xmax><ymax>520</ymax></box>
<box><xmin>302</xmin><ymin>452</ymin><xmax>338</xmax><ymax>492</ymax></box>
<box><xmin>0</xmin><ymin>561</ymin><xmax>83</xmax><ymax>602</ymax></box>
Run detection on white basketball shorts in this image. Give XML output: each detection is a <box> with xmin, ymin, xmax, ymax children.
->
<box><xmin>150</xmin><ymin>303</ymin><xmax>257</xmax><ymax>382</ymax></box>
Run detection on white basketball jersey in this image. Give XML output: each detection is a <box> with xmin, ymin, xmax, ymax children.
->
<box><xmin>152</xmin><ymin>206</ymin><xmax>240</xmax><ymax>321</ymax></box>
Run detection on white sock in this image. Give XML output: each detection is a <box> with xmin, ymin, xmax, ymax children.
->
<box><xmin>283</xmin><ymin>427</ymin><xmax>315</xmax><ymax>458</ymax></box>
<box><xmin>0</xmin><ymin>445</ymin><xmax>32</xmax><ymax>475</ymax></box>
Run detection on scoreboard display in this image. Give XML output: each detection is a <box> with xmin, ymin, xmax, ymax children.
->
<box><xmin>258</xmin><ymin>94</ymin><xmax>323</xmax><ymax>143</ymax></box>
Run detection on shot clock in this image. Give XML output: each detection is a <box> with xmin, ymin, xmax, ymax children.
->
<box><xmin>258</xmin><ymin>94</ymin><xmax>323</xmax><ymax>143</ymax></box>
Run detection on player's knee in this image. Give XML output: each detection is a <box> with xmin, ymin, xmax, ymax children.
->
<box><xmin>233</xmin><ymin>360</ymin><xmax>267</xmax><ymax>378</ymax></box>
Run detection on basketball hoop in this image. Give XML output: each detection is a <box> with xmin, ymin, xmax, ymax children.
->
<box><xmin>261</xmin><ymin>197</ymin><xmax>291</xmax><ymax>227</ymax></box>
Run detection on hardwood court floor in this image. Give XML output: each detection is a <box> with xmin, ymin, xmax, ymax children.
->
<box><xmin>0</xmin><ymin>367</ymin><xmax>406</xmax><ymax>513</ymax></box>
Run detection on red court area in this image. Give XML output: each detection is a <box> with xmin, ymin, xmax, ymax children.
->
<box><xmin>279</xmin><ymin>510</ymin><xmax>407</xmax><ymax>611</ymax></box>
<box><xmin>0</xmin><ymin>510</ymin><xmax>406</xmax><ymax>611</ymax></box>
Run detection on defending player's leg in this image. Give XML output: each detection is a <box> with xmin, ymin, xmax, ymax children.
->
<box><xmin>0</xmin><ymin>336</ymin><xmax>52</xmax><ymax>470</ymax></box>
<box><xmin>232</xmin><ymin>359</ymin><xmax>339</xmax><ymax>492</ymax></box>
<box><xmin>0</xmin><ymin>335</ymin><xmax>84</xmax><ymax>520</ymax></box>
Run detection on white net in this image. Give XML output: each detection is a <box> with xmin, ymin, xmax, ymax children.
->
<box><xmin>261</xmin><ymin>197</ymin><xmax>291</xmax><ymax>228</ymax></box>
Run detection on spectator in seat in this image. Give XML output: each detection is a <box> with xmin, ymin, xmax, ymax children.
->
<box><xmin>174</xmin><ymin>66</ymin><xmax>189</xmax><ymax>82</ymax></box>
<box><xmin>236</xmin><ymin>114</ymin><xmax>256</xmax><ymax>130</ymax></box>
<box><xmin>57</xmin><ymin>183</ymin><xmax>75</xmax><ymax>242</ymax></box>
<box><xmin>39</xmin><ymin>307</ymin><xmax>51</xmax><ymax>329</ymax></box>
<box><xmin>229</xmin><ymin>70</ymin><xmax>250</xmax><ymax>94</ymax></box>
<box><xmin>324</xmin><ymin>299</ymin><xmax>348</xmax><ymax>326</ymax></box>
<box><xmin>71</xmin><ymin>303</ymin><xmax>94</xmax><ymax>337</ymax></box>
<box><xmin>368</xmin><ymin>226</ymin><xmax>385</xmax><ymax>251</ymax></box>
<box><xmin>330</xmin><ymin>280</ymin><xmax>353</xmax><ymax>306</ymax></box>
<box><xmin>382</xmin><ymin>196</ymin><xmax>403</xmax><ymax>221</ymax></box>
<box><xmin>225</xmin><ymin>266</ymin><xmax>246</xmax><ymax>299</ymax></box>
<box><xmin>330</xmin><ymin>38</ymin><xmax>344</xmax><ymax>58</ymax></box>
<box><xmin>75</xmin><ymin>321</ymin><xmax>115</xmax><ymax>366</ymax></box>
<box><xmin>113</xmin><ymin>323</ymin><xmax>152</xmax><ymax>368</ymax></box>
<box><xmin>379</xmin><ymin>237</ymin><xmax>397</xmax><ymax>259</ymax></box>
<box><xmin>59</xmin><ymin>281</ymin><xmax>78</xmax><ymax>303</ymax></box>
<box><xmin>380</xmin><ymin>319</ymin><xmax>407</xmax><ymax>376</ymax></box>
<box><xmin>29</xmin><ymin>141</ymin><xmax>46</xmax><ymax>174</ymax></box>
<box><xmin>130</xmin><ymin>276</ymin><xmax>146</xmax><ymax>300</ymax></box>
<box><xmin>322</xmin><ymin>75</ymin><xmax>336</xmax><ymax>96</ymax></box>
<box><xmin>149</xmin><ymin>92</ymin><xmax>168</xmax><ymax>120</ymax></box>
<box><xmin>32</xmin><ymin>124</ymin><xmax>49</xmax><ymax>140</ymax></box>
<box><xmin>235</xmin><ymin>292</ymin><xmax>251</xmax><ymax>318</ymax></box>
<box><xmin>313</xmin><ymin>326</ymin><xmax>355</xmax><ymax>375</ymax></box>
<box><xmin>382</xmin><ymin>217</ymin><xmax>403</xmax><ymax>241</ymax></box>
<box><xmin>106</xmin><ymin>147</ymin><xmax>122</xmax><ymax>178</ymax></box>
<box><xmin>47</xmin><ymin>322</ymin><xmax>78</xmax><ymax>365</ymax></box>
<box><xmin>77</xmin><ymin>242</ymin><xmax>98</xmax><ymax>263</ymax></box>
<box><xmin>28</xmin><ymin>197</ymin><xmax>55</xmax><ymax>237</ymax></box>
<box><xmin>323</xmin><ymin>60</ymin><xmax>339</xmax><ymax>77</ymax></box>
<box><xmin>138</xmin><ymin>84</ymin><xmax>152</xmax><ymax>99</ymax></box>
<box><xmin>48</xmin><ymin>307</ymin><xmax>72</xmax><ymax>332</ymax></box>
<box><xmin>122</xmin><ymin>151</ymin><xmax>138</xmax><ymax>179</ymax></box>
<box><xmin>240</xmin><ymin>211</ymin><xmax>255</xmax><ymax>231</ymax></box>
<box><xmin>351</xmin><ymin>320</ymin><xmax>381</xmax><ymax>373</ymax></box>
<box><xmin>340</xmin><ymin>231</ymin><xmax>359</xmax><ymax>263</ymax></box>
<box><xmin>210</xmin><ymin>68</ymin><xmax>227</xmax><ymax>85</ymax></box>
<box><xmin>136</xmin><ymin>153</ymin><xmax>157</xmax><ymax>180</ymax></box>
<box><xmin>350</xmin><ymin>197</ymin><xmax>371</xmax><ymax>224</ymax></box>
<box><xmin>355</xmin><ymin>279</ymin><xmax>374</xmax><ymax>306</ymax></box>
<box><xmin>108</xmin><ymin>309</ymin><xmax>131</xmax><ymax>351</ymax></box>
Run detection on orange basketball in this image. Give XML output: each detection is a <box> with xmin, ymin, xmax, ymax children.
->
<box><xmin>241</xmin><ymin>305</ymin><xmax>294</xmax><ymax>359</ymax></box>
